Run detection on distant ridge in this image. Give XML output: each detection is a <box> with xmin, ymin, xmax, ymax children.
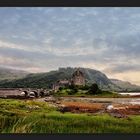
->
<box><xmin>0</xmin><ymin>67</ymin><xmax>29</xmax><ymax>82</ymax></box>
<box><xmin>0</xmin><ymin>67</ymin><xmax>140</xmax><ymax>92</ymax></box>
<box><xmin>110</xmin><ymin>79</ymin><xmax>140</xmax><ymax>92</ymax></box>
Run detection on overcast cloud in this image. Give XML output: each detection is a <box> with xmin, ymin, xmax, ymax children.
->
<box><xmin>0</xmin><ymin>7</ymin><xmax>140</xmax><ymax>85</ymax></box>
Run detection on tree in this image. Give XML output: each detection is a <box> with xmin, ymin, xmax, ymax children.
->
<box><xmin>88</xmin><ymin>83</ymin><xmax>101</xmax><ymax>94</ymax></box>
<box><xmin>69</xmin><ymin>84</ymin><xmax>75</xmax><ymax>89</ymax></box>
<box><xmin>59</xmin><ymin>87</ymin><xmax>63</xmax><ymax>91</ymax></box>
<box><xmin>68</xmin><ymin>85</ymin><xmax>78</xmax><ymax>95</ymax></box>
<box><xmin>80</xmin><ymin>85</ymin><xmax>90</xmax><ymax>90</ymax></box>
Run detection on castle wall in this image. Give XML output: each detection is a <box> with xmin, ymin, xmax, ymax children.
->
<box><xmin>72</xmin><ymin>75</ymin><xmax>85</xmax><ymax>86</ymax></box>
<box><xmin>52</xmin><ymin>69</ymin><xmax>85</xmax><ymax>91</ymax></box>
<box><xmin>72</xmin><ymin>70</ymin><xmax>85</xmax><ymax>86</ymax></box>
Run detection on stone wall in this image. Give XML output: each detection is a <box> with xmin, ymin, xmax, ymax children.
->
<box><xmin>71</xmin><ymin>69</ymin><xmax>85</xmax><ymax>86</ymax></box>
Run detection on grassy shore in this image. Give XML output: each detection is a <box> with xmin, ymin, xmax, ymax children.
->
<box><xmin>54</xmin><ymin>88</ymin><xmax>129</xmax><ymax>98</ymax></box>
<box><xmin>0</xmin><ymin>98</ymin><xmax>140</xmax><ymax>133</ymax></box>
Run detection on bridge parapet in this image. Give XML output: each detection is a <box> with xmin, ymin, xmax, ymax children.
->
<box><xmin>0</xmin><ymin>88</ymin><xmax>52</xmax><ymax>98</ymax></box>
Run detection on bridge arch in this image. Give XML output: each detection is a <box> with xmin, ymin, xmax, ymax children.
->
<box><xmin>40</xmin><ymin>91</ymin><xmax>45</xmax><ymax>97</ymax></box>
<box><xmin>21</xmin><ymin>91</ymin><xmax>28</xmax><ymax>97</ymax></box>
<box><xmin>30</xmin><ymin>91</ymin><xmax>39</xmax><ymax>98</ymax></box>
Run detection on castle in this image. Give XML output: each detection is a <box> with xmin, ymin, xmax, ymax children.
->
<box><xmin>71</xmin><ymin>68</ymin><xmax>85</xmax><ymax>86</ymax></box>
<box><xmin>52</xmin><ymin>68</ymin><xmax>85</xmax><ymax>92</ymax></box>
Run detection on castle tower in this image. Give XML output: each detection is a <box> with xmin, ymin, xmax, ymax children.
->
<box><xmin>71</xmin><ymin>68</ymin><xmax>85</xmax><ymax>86</ymax></box>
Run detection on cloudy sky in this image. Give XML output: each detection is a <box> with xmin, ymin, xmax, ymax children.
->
<box><xmin>0</xmin><ymin>7</ymin><xmax>140</xmax><ymax>85</ymax></box>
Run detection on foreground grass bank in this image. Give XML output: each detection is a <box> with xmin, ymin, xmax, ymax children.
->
<box><xmin>0</xmin><ymin>99</ymin><xmax>140</xmax><ymax>133</ymax></box>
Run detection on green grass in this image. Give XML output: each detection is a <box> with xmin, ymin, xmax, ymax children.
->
<box><xmin>54</xmin><ymin>88</ymin><xmax>127</xmax><ymax>98</ymax></box>
<box><xmin>0</xmin><ymin>98</ymin><xmax>140</xmax><ymax>133</ymax></box>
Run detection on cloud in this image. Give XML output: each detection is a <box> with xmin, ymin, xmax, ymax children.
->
<box><xmin>107</xmin><ymin>71</ymin><xmax>140</xmax><ymax>85</ymax></box>
<box><xmin>0</xmin><ymin>8</ymin><xmax>139</xmax><ymax>85</ymax></box>
<box><xmin>103</xmin><ymin>63</ymin><xmax>140</xmax><ymax>74</ymax></box>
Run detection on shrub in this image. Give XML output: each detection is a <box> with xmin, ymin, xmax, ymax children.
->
<box><xmin>59</xmin><ymin>87</ymin><xmax>63</xmax><ymax>91</ymax></box>
<box><xmin>68</xmin><ymin>85</ymin><xmax>75</xmax><ymax>89</ymax></box>
<box><xmin>88</xmin><ymin>83</ymin><xmax>101</xmax><ymax>95</ymax></box>
<box><xmin>80</xmin><ymin>85</ymin><xmax>90</xmax><ymax>90</ymax></box>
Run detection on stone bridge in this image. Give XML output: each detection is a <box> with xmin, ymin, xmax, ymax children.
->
<box><xmin>0</xmin><ymin>88</ymin><xmax>53</xmax><ymax>98</ymax></box>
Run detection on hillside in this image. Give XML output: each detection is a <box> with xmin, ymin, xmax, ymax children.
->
<box><xmin>110</xmin><ymin>79</ymin><xmax>140</xmax><ymax>92</ymax></box>
<box><xmin>0</xmin><ymin>67</ymin><xmax>112</xmax><ymax>89</ymax></box>
<box><xmin>0</xmin><ymin>67</ymin><xmax>140</xmax><ymax>91</ymax></box>
<box><xmin>0</xmin><ymin>67</ymin><xmax>29</xmax><ymax>82</ymax></box>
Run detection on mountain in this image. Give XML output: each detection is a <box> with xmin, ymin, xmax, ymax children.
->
<box><xmin>0</xmin><ymin>67</ymin><xmax>140</xmax><ymax>92</ymax></box>
<box><xmin>0</xmin><ymin>67</ymin><xmax>112</xmax><ymax>89</ymax></box>
<box><xmin>0</xmin><ymin>67</ymin><xmax>29</xmax><ymax>82</ymax></box>
<box><xmin>110</xmin><ymin>79</ymin><xmax>140</xmax><ymax>92</ymax></box>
